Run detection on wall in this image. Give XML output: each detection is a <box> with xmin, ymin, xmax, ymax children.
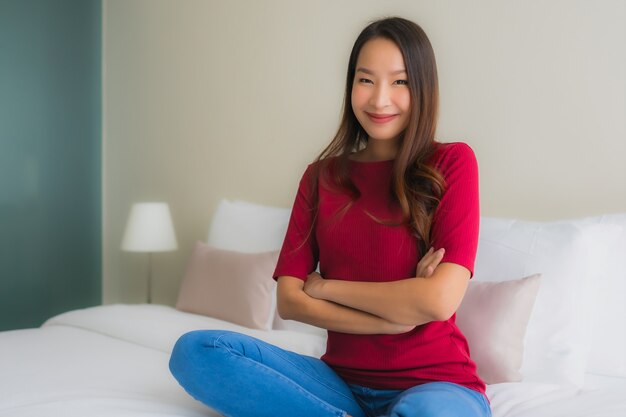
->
<box><xmin>0</xmin><ymin>0</ymin><xmax>102</xmax><ymax>330</ymax></box>
<box><xmin>103</xmin><ymin>0</ymin><xmax>626</xmax><ymax>305</ymax></box>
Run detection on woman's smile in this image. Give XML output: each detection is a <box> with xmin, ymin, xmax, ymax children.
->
<box><xmin>365</xmin><ymin>112</ymin><xmax>399</xmax><ymax>124</ymax></box>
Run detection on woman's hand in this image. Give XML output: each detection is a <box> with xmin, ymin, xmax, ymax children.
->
<box><xmin>415</xmin><ymin>247</ymin><xmax>445</xmax><ymax>278</ymax></box>
<box><xmin>303</xmin><ymin>271</ymin><xmax>325</xmax><ymax>299</ymax></box>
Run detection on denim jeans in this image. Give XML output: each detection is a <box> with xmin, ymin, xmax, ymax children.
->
<box><xmin>169</xmin><ymin>330</ymin><xmax>491</xmax><ymax>417</ymax></box>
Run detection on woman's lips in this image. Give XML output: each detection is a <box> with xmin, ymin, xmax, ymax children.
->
<box><xmin>365</xmin><ymin>112</ymin><xmax>398</xmax><ymax>124</ymax></box>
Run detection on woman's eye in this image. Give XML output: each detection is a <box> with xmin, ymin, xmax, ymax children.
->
<box><xmin>394</xmin><ymin>80</ymin><xmax>408</xmax><ymax>86</ymax></box>
<box><xmin>358</xmin><ymin>78</ymin><xmax>373</xmax><ymax>84</ymax></box>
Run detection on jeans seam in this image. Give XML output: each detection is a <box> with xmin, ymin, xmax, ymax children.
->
<box><xmin>212</xmin><ymin>333</ymin><xmax>347</xmax><ymax>416</ymax></box>
<box><xmin>480</xmin><ymin>393</ymin><xmax>492</xmax><ymax>416</ymax></box>
<box><xmin>240</xmin><ymin>353</ymin><xmax>344</xmax><ymax>416</ymax></box>
<box><xmin>214</xmin><ymin>333</ymin><xmax>356</xmax><ymax>404</ymax></box>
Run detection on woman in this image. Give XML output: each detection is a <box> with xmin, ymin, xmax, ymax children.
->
<box><xmin>170</xmin><ymin>16</ymin><xmax>491</xmax><ymax>417</ymax></box>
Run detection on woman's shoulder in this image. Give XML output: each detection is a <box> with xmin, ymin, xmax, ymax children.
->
<box><xmin>431</xmin><ymin>140</ymin><xmax>477</xmax><ymax>170</ymax></box>
<box><xmin>297</xmin><ymin>156</ymin><xmax>339</xmax><ymax>188</ymax></box>
<box><xmin>433</xmin><ymin>140</ymin><xmax>476</xmax><ymax>157</ymax></box>
<box><xmin>301</xmin><ymin>156</ymin><xmax>344</xmax><ymax>178</ymax></box>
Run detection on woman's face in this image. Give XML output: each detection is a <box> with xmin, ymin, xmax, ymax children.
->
<box><xmin>351</xmin><ymin>38</ymin><xmax>411</xmax><ymax>143</ymax></box>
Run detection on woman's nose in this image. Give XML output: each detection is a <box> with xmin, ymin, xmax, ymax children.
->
<box><xmin>369</xmin><ymin>84</ymin><xmax>391</xmax><ymax>109</ymax></box>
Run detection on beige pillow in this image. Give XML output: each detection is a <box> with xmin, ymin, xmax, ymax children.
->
<box><xmin>176</xmin><ymin>242</ymin><xmax>279</xmax><ymax>330</ymax></box>
<box><xmin>456</xmin><ymin>274</ymin><xmax>541</xmax><ymax>384</ymax></box>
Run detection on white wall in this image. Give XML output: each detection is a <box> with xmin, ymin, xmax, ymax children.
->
<box><xmin>103</xmin><ymin>0</ymin><xmax>626</xmax><ymax>305</ymax></box>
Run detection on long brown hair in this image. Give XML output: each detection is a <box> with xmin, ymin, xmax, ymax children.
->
<box><xmin>309</xmin><ymin>17</ymin><xmax>446</xmax><ymax>256</ymax></box>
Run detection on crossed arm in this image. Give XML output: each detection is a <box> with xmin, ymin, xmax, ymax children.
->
<box><xmin>276</xmin><ymin>248</ymin><xmax>471</xmax><ymax>335</ymax></box>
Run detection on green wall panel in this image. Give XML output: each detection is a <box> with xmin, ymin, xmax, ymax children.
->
<box><xmin>0</xmin><ymin>0</ymin><xmax>102</xmax><ymax>330</ymax></box>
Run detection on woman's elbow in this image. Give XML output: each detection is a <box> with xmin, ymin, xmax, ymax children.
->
<box><xmin>276</xmin><ymin>276</ymin><xmax>306</xmax><ymax>321</ymax></box>
<box><xmin>429</xmin><ymin>295</ymin><xmax>462</xmax><ymax>322</ymax></box>
<box><xmin>424</xmin><ymin>274</ymin><xmax>467</xmax><ymax>322</ymax></box>
<box><xmin>431</xmin><ymin>305</ymin><xmax>455</xmax><ymax>322</ymax></box>
<box><xmin>404</xmin><ymin>306</ymin><xmax>450</xmax><ymax>324</ymax></box>
<box><xmin>276</xmin><ymin>295</ymin><xmax>294</xmax><ymax>320</ymax></box>
<box><xmin>413</xmin><ymin>291</ymin><xmax>457</xmax><ymax>323</ymax></box>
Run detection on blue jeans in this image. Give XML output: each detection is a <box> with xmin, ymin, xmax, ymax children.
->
<box><xmin>169</xmin><ymin>330</ymin><xmax>492</xmax><ymax>417</ymax></box>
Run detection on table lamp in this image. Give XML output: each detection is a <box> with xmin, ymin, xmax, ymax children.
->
<box><xmin>121</xmin><ymin>202</ymin><xmax>178</xmax><ymax>303</ymax></box>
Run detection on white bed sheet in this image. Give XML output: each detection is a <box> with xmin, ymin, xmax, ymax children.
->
<box><xmin>0</xmin><ymin>325</ymin><xmax>211</xmax><ymax>417</ymax></box>
<box><xmin>0</xmin><ymin>304</ymin><xmax>624</xmax><ymax>417</ymax></box>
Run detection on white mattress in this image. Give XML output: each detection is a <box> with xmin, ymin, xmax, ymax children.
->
<box><xmin>0</xmin><ymin>304</ymin><xmax>624</xmax><ymax>417</ymax></box>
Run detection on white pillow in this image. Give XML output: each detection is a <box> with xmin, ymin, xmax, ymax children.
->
<box><xmin>572</xmin><ymin>213</ymin><xmax>626</xmax><ymax>377</ymax></box>
<box><xmin>456</xmin><ymin>274</ymin><xmax>541</xmax><ymax>384</ymax></box>
<box><xmin>207</xmin><ymin>199</ymin><xmax>290</xmax><ymax>253</ymax></box>
<box><xmin>475</xmin><ymin>218</ymin><xmax>617</xmax><ymax>386</ymax></box>
<box><xmin>207</xmin><ymin>199</ymin><xmax>291</xmax><ymax>328</ymax></box>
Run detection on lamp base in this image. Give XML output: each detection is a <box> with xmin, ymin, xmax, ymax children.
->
<box><xmin>147</xmin><ymin>252</ymin><xmax>152</xmax><ymax>304</ymax></box>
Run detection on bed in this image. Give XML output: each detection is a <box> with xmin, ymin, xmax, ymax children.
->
<box><xmin>1</xmin><ymin>200</ymin><xmax>625</xmax><ymax>417</ymax></box>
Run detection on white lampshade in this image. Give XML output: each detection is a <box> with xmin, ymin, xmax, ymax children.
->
<box><xmin>121</xmin><ymin>202</ymin><xmax>178</xmax><ymax>252</ymax></box>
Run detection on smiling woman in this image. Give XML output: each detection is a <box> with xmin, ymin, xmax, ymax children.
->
<box><xmin>169</xmin><ymin>16</ymin><xmax>489</xmax><ymax>417</ymax></box>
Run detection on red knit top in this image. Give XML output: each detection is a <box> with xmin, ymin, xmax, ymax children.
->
<box><xmin>273</xmin><ymin>141</ymin><xmax>485</xmax><ymax>395</ymax></box>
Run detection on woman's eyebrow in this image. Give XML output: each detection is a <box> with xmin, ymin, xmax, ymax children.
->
<box><xmin>356</xmin><ymin>67</ymin><xmax>407</xmax><ymax>75</ymax></box>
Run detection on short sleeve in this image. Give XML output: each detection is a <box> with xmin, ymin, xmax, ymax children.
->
<box><xmin>272</xmin><ymin>165</ymin><xmax>319</xmax><ymax>282</ymax></box>
<box><xmin>430</xmin><ymin>142</ymin><xmax>480</xmax><ymax>278</ymax></box>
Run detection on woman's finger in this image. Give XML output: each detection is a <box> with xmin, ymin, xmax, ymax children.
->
<box><xmin>415</xmin><ymin>248</ymin><xmax>433</xmax><ymax>275</ymax></box>
<box><xmin>417</xmin><ymin>248</ymin><xmax>445</xmax><ymax>277</ymax></box>
<box><xmin>429</xmin><ymin>248</ymin><xmax>445</xmax><ymax>266</ymax></box>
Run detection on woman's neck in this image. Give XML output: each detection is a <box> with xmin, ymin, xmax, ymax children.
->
<box><xmin>351</xmin><ymin>138</ymin><xmax>399</xmax><ymax>162</ymax></box>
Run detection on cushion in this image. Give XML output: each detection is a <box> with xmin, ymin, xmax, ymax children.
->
<box><xmin>175</xmin><ymin>242</ymin><xmax>279</xmax><ymax>330</ymax></box>
<box><xmin>572</xmin><ymin>213</ymin><xmax>626</xmax><ymax>377</ymax></box>
<box><xmin>474</xmin><ymin>219</ymin><xmax>617</xmax><ymax>386</ymax></box>
<box><xmin>456</xmin><ymin>274</ymin><xmax>541</xmax><ymax>384</ymax></box>
<box><xmin>207</xmin><ymin>199</ymin><xmax>292</xmax><ymax>327</ymax></box>
<box><xmin>207</xmin><ymin>199</ymin><xmax>291</xmax><ymax>253</ymax></box>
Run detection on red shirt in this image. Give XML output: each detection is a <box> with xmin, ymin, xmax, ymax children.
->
<box><xmin>273</xmin><ymin>141</ymin><xmax>485</xmax><ymax>395</ymax></box>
